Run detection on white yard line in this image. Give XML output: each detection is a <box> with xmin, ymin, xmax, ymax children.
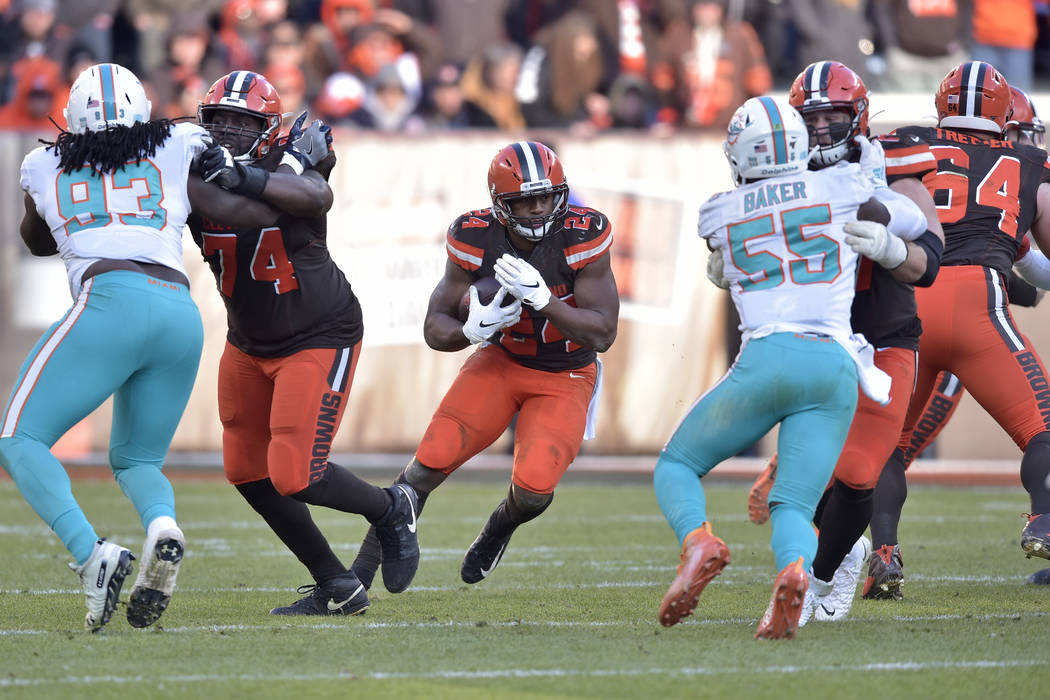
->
<box><xmin>1</xmin><ymin>610</ymin><xmax>1047</xmax><ymax>636</ymax></box>
<box><xmin>0</xmin><ymin>659</ymin><xmax>1040</xmax><ymax>686</ymax></box>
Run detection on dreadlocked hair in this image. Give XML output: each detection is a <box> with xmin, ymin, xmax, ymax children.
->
<box><xmin>47</xmin><ymin>119</ymin><xmax>177</xmax><ymax>176</ymax></box>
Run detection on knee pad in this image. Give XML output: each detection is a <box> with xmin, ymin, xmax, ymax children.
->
<box><xmin>416</xmin><ymin>417</ymin><xmax>468</xmax><ymax>473</ymax></box>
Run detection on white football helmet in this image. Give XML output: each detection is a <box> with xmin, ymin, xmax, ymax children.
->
<box><xmin>723</xmin><ymin>96</ymin><xmax>810</xmax><ymax>185</ymax></box>
<box><xmin>64</xmin><ymin>63</ymin><xmax>152</xmax><ymax>134</ymax></box>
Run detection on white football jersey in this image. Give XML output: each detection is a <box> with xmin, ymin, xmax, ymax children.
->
<box><xmin>20</xmin><ymin>122</ymin><xmax>208</xmax><ymax>298</ymax></box>
<box><xmin>700</xmin><ymin>161</ymin><xmax>875</xmax><ymax>343</ymax></box>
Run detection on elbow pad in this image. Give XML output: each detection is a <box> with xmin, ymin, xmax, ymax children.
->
<box><xmin>912</xmin><ymin>230</ymin><xmax>943</xmax><ymax>287</ymax></box>
<box><xmin>1014</xmin><ymin>247</ymin><xmax>1050</xmax><ymax>290</ymax></box>
<box><xmin>873</xmin><ymin>187</ymin><xmax>926</xmax><ymax>241</ymax></box>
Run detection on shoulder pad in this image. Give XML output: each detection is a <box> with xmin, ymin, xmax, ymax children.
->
<box><xmin>561</xmin><ymin>206</ymin><xmax>612</xmax><ymax>269</ymax></box>
<box><xmin>446</xmin><ymin>209</ymin><xmax>496</xmax><ymax>271</ymax></box>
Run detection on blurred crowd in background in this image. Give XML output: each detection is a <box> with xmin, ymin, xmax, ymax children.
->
<box><xmin>0</xmin><ymin>0</ymin><xmax>1048</xmax><ymax>135</ymax></box>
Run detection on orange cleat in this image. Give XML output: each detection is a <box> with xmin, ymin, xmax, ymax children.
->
<box><xmin>755</xmin><ymin>556</ymin><xmax>808</xmax><ymax>640</ymax></box>
<box><xmin>658</xmin><ymin>523</ymin><xmax>731</xmax><ymax>627</ymax></box>
<box><xmin>747</xmin><ymin>454</ymin><xmax>778</xmax><ymax>525</ymax></box>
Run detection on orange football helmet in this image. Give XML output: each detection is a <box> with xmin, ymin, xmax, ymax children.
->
<box><xmin>198</xmin><ymin>70</ymin><xmax>283</xmax><ymax>161</ymax></box>
<box><xmin>788</xmin><ymin>60</ymin><xmax>868</xmax><ymax>167</ymax></box>
<box><xmin>1004</xmin><ymin>86</ymin><xmax>1045</xmax><ymax>148</ymax></box>
<box><xmin>488</xmin><ymin>141</ymin><xmax>569</xmax><ymax>241</ymax></box>
<box><xmin>935</xmin><ymin>61</ymin><xmax>1012</xmax><ymax>134</ymax></box>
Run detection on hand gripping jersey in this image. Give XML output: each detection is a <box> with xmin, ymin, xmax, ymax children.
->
<box><xmin>849</xmin><ymin>132</ymin><xmax>939</xmax><ymax>349</ymax></box>
<box><xmin>445</xmin><ymin>206</ymin><xmax>612</xmax><ymax>372</ymax></box>
<box><xmin>701</xmin><ymin>161</ymin><xmax>873</xmax><ymax>342</ymax></box>
<box><xmin>188</xmin><ymin>158</ymin><xmax>363</xmax><ymax>358</ymax></box>
<box><xmin>19</xmin><ymin>122</ymin><xmax>207</xmax><ymax>298</ymax></box>
<box><xmin>898</xmin><ymin>125</ymin><xmax>1050</xmax><ymax>275</ymax></box>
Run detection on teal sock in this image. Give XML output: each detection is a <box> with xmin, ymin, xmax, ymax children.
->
<box><xmin>769</xmin><ymin>503</ymin><xmax>817</xmax><ymax>571</ymax></box>
<box><xmin>654</xmin><ymin>453</ymin><xmax>707</xmax><ymax>546</ymax></box>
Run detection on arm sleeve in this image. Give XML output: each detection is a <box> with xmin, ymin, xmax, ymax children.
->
<box><xmin>1014</xmin><ymin>246</ymin><xmax>1050</xmax><ymax>290</ymax></box>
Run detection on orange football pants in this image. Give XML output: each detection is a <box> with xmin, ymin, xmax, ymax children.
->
<box><xmin>416</xmin><ymin>344</ymin><xmax>597</xmax><ymax>494</ymax></box>
<box><xmin>218</xmin><ymin>341</ymin><xmax>361</xmax><ymax>494</ymax></box>
<box><xmin>898</xmin><ymin>265</ymin><xmax>1050</xmax><ymax>452</ymax></box>
<box><xmin>834</xmin><ymin>346</ymin><xmax>917</xmax><ymax>489</ymax></box>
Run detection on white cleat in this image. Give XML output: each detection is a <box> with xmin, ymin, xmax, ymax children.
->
<box><xmin>813</xmin><ymin>535</ymin><xmax>871</xmax><ymax>622</ymax></box>
<box><xmin>126</xmin><ymin>526</ymin><xmax>185</xmax><ymax>628</ymax></box>
<box><xmin>798</xmin><ymin>570</ymin><xmax>832</xmax><ymax>627</ymax></box>
<box><xmin>70</xmin><ymin>539</ymin><xmax>134</xmax><ymax>632</ymax></box>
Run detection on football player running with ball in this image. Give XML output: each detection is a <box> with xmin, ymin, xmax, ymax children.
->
<box><xmin>190</xmin><ymin>70</ymin><xmax>420</xmax><ymax>616</ymax></box>
<box><xmin>655</xmin><ymin>96</ymin><xmax>896</xmax><ymax>640</ymax></box>
<box><xmin>351</xmin><ymin>141</ymin><xmax>618</xmax><ymax>587</ymax></box>
<box><xmin>0</xmin><ymin>63</ymin><xmax>275</xmax><ymax>631</ymax></box>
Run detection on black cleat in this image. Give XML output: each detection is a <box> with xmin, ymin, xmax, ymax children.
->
<box><xmin>1021</xmin><ymin>513</ymin><xmax>1050</xmax><ymax>560</ymax></box>
<box><xmin>461</xmin><ymin>521</ymin><xmax>513</xmax><ymax>584</ymax></box>
<box><xmin>861</xmin><ymin>544</ymin><xmax>903</xmax><ymax>600</ymax></box>
<box><xmin>1027</xmin><ymin>568</ymin><xmax>1050</xmax><ymax>584</ymax></box>
<box><xmin>269</xmin><ymin>571</ymin><xmax>369</xmax><ymax>616</ymax></box>
<box><xmin>373</xmin><ymin>484</ymin><xmax>420</xmax><ymax>593</ymax></box>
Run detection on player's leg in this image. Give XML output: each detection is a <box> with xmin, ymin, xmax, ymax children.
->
<box><xmin>808</xmin><ymin>346</ymin><xmax>915</xmax><ymax>620</ymax></box>
<box><xmin>948</xmin><ymin>268</ymin><xmax>1050</xmax><ymax>561</ymax></box>
<box><xmin>898</xmin><ymin>371</ymin><xmax>966</xmax><ymax>468</ymax></box>
<box><xmin>655</xmin><ymin>335</ymin><xmax>800</xmax><ymax>627</ymax></box>
<box><xmin>261</xmin><ymin>344</ymin><xmax>420</xmax><ymax>593</ymax></box>
<box><xmin>758</xmin><ymin>341</ymin><xmax>858</xmax><ymax>639</ymax></box>
<box><xmin>459</xmin><ymin>360</ymin><xmax>597</xmax><ymax>584</ymax></box>
<box><xmin>218</xmin><ymin>343</ymin><xmax>368</xmax><ymax>615</ymax></box>
<box><xmin>0</xmin><ymin>281</ymin><xmax>135</xmax><ymax>630</ymax></box>
<box><xmin>106</xmin><ymin>281</ymin><xmax>203</xmax><ymax>627</ymax></box>
<box><xmin>352</xmin><ymin>345</ymin><xmax>520</xmax><ymax>588</ymax></box>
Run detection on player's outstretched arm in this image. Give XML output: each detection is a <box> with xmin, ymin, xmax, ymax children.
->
<box><xmin>187</xmin><ymin>174</ymin><xmax>281</xmax><ymax>230</ymax></box>
<box><xmin>423</xmin><ymin>259</ymin><xmax>475</xmax><ymax>352</ymax></box>
<box><xmin>259</xmin><ymin>167</ymin><xmax>334</xmax><ymax>219</ymax></box>
<box><xmin>886</xmin><ymin>177</ymin><xmax>944</xmax><ymax>286</ymax></box>
<box><xmin>19</xmin><ymin>192</ymin><xmax>56</xmax><ymax>256</ymax></box>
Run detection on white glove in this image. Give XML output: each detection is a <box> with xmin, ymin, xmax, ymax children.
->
<box><xmin>855</xmin><ymin>134</ymin><xmax>888</xmax><ymax>189</ymax></box>
<box><xmin>844</xmin><ymin>220</ymin><xmax>908</xmax><ymax>269</ymax></box>
<box><xmin>706</xmin><ymin>250</ymin><xmax>730</xmax><ymax>289</ymax></box>
<box><xmin>493</xmin><ymin>253</ymin><xmax>552</xmax><ymax>310</ymax></box>
<box><xmin>462</xmin><ymin>285</ymin><xmax>522</xmax><ymax>344</ymax></box>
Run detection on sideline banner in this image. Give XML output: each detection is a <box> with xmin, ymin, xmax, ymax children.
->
<box><xmin>0</xmin><ymin>132</ymin><xmax>731</xmax><ymax>453</ymax></box>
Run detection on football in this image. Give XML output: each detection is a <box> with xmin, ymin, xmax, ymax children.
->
<box><xmin>458</xmin><ymin>276</ymin><xmax>512</xmax><ymax>321</ymax></box>
<box><xmin>856</xmin><ymin>196</ymin><xmax>891</xmax><ymax>225</ymax></box>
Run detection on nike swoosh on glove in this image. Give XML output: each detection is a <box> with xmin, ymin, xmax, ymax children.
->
<box><xmin>462</xmin><ymin>286</ymin><xmax>522</xmax><ymax>344</ymax></box>
<box><xmin>844</xmin><ymin>220</ymin><xmax>907</xmax><ymax>269</ymax></box>
<box><xmin>285</xmin><ymin>110</ymin><xmax>334</xmax><ymax>174</ymax></box>
<box><xmin>493</xmin><ymin>253</ymin><xmax>552</xmax><ymax>310</ymax></box>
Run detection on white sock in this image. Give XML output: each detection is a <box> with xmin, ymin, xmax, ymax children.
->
<box><xmin>146</xmin><ymin>515</ymin><xmax>180</xmax><ymax>542</ymax></box>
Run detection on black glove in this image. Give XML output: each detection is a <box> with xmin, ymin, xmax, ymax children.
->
<box><xmin>285</xmin><ymin>110</ymin><xmax>334</xmax><ymax>172</ymax></box>
<box><xmin>198</xmin><ymin>138</ymin><xmax>269</xmax><ymax>199</ymax></box>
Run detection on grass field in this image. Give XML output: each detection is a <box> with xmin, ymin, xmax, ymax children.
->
<box><xmin>1</xmin><ymin>472</ymin><xmax>1048</xmax><ymax>699</ymax></box>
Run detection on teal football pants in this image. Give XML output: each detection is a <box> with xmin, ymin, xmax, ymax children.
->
<box><xmin>654</xmin><ymin>332</ymin><xmax>859</xmax><ymax>571</ymax></box>
<box><xmin>0</xmin><ymin>271</ymin><xmax>203</xmax><ymax>564</ymax></box>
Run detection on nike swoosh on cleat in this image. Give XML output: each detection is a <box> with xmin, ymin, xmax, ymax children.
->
<box><xmin>479</xmin><ymin>544</ymin><xmax>507</xmax><ymax>578</ymax></box>
<box><xmin>398</xmin><ymin>485</ymin><xmax>417</xmax><ymax>534</ymax></box>
<box><xmin>820</xmin><ymin>604</ymin><xmax>835</xmax><ymax>617</ymax></box>
<box><xmin>327</xmin><ymin>585</ymin><xmax>364</xmax><ymax>611</ymax></box>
